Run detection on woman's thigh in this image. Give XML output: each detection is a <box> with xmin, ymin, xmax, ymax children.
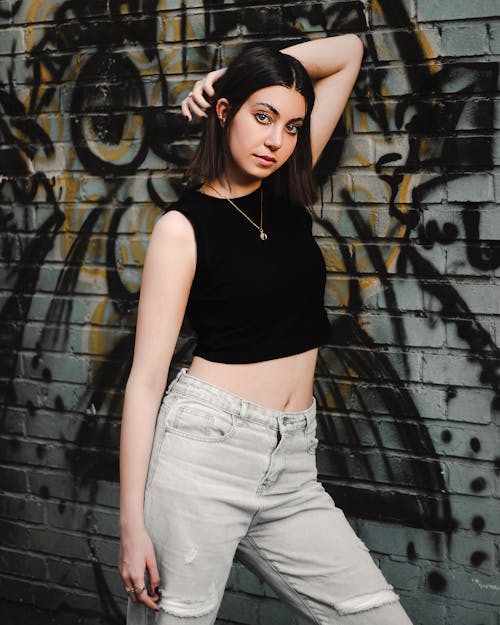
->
<box><xmin>136</xmin><ymin>391</ymin><xmax>254</xmax><ymax>624</ymax></box>
<box><xmin>236</xmin><ymin>480</ymin><xmax>413</xmax><ymax>625</ymax></box>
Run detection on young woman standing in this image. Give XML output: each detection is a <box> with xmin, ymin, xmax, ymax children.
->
<box><xmin>119</xmin><ymin>34</ymin><xmax>414</xmax><ymax>625</ymax></box>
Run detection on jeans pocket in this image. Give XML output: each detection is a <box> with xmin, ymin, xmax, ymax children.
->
<box><xmin>305</xmin><ymin>425</ymin><xmax>319</xmax><ymax>455</ymax></box>
<box><xmin>165</xmin><ymin>394</ymin><xmax>239</xmax><ymax>442</ymax></box>
<box><xmin>145</xmin><ymin>394</ymin><xmax>177</xmax><ymax>492</ymax></box>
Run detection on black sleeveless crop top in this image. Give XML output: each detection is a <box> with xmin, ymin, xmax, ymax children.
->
<box><xmin>164</xmin><ymin>185</ymin><xmax>331</xmax><ymax>364</ymax></box>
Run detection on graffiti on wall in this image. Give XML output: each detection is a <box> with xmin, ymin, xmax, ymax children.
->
<box><xmin>1</xmin><ymin>0</ymin><xmax>498</xmax><ymax>616</ymax></box>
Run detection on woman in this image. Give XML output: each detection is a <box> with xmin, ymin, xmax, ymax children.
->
<box><xmin>119</xmin><ymin>35</ymin><xmax>414</xmax><ymax>625</ymax></box>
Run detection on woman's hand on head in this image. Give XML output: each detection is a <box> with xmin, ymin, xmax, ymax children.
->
<box><xmin>119</xmin><ymin>525</ymin><xmax>161</xmax><ymax>611</ymax></box>
<box><xmin>181</xmin><ymin>68</ymin><xmax>227</xmax><ymax>122</ymax></box>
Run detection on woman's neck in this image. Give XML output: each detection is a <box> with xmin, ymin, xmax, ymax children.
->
<box><xmin>203</xmin><ymin>176</ymin><xmax>261</xmax><ymax>199</ymax></box>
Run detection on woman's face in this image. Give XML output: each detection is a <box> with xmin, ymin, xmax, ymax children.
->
<box><xmin>218</xmin><ymin>85</ymin><xmax>307</xmax><ymax>185</ymax></box>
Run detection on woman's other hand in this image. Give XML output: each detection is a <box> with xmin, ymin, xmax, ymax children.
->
<box><xmin>119</xmin><ymin>524</ymin><xmax>161</xmax><ymax>611</ymax></box>
<box><xmin>181</xmin><ymin>68</ymin><xmax>227</xmax><ymax>121</ymax></box>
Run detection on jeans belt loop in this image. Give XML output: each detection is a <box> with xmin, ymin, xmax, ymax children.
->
<box><xmin>239</xmin><ymin>400</ymin><xmax>248</xmax><ymax>423</ymax></box>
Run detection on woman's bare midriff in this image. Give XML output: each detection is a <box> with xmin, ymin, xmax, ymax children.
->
<box><xmin>187</xmin><ymin>347</ymin><xmax>318</xmax><ymax>412</ymax></box>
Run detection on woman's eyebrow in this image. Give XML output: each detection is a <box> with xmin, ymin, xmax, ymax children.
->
<box><xmin>253</xmin><ymin>102</ymin><xmax>304</xmax><ymax>123</ymax></box>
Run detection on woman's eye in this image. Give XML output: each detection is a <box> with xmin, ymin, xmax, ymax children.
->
<box><xmin>286</xmin><ymin>124</ymin><xmax>299</xmax><ymax>135</ymax></box>
<box><xmin>255</xmin><ymin>112</ymin><xmax>271</xmax><ymax>124</ymax></box>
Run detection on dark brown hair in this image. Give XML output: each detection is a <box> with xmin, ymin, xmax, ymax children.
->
<box><xmin>188</xmin><ymin>45</ymin><xmax>317</xmax><ymax>206</ymax></box>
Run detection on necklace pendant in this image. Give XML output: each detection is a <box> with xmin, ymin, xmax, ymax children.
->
<box><xmin>260</xmin><ymin>231</ymin><xmax>267</xmax><ymax>241</ymax></box>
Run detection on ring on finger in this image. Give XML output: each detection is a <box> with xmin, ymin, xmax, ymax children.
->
<box><xmin>132</xmin><ymin>586</ymin><xmax>145</xmax><ymax>595</ymax></box>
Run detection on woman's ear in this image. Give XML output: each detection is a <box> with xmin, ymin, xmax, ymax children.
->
<box><xmin>215</xmin><ymin>98</ymin><xmax>230</xmax><ymax>127</ymax></box>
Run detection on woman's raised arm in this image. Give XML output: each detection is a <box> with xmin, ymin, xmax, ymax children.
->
<box><xmin>281</xmin><ymin>34</ymin><xmax>364</xmax><ymax>166</ymax></box>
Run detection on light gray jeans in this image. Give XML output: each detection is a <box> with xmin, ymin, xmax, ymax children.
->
<box><xmin>127</xmin><ymin>367</ymin><xmax>413</xmax><ymax>625</ymax></box>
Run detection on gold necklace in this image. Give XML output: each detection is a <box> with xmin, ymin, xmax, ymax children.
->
<box><xmin>203</xmin><ymin>183</ymin><xmax>268</xmax><ymax>241</ymax></box>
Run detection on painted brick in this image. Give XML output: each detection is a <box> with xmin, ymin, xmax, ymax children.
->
<box><xmin>218</xmin><ymin>591</ymin><xmax>259</xmax><ymax>625</ymax></box>
<box><xmin>442</xmin><ymin>24</ymin><xmax>489</xmax><ymax>57</ymax></box>
<box><xmin>432</xmin><ymin>565</ymin><xmax>500</xmax><ymax>606</ymax></box>
<box><xmin>258</xmin><ymin>597</ymin><xmax>301</xmax><ymax>625</ymax></box>
<box><xmin>88</xmin><ymin>536</ymin><xmax>119</xmax><ymax>568</ymax></box>
<box><xmin>447</xmin><ymin>317</ymin><xmax>496</xmax><ymax>354</ymax></box>
<box><xmin>491</xmin><ymin>22</ymin><xmax>500</xmax><ymax>55</ymax></box>
<box><xmin>25</xmin><ymin>411</ymin><xmax>86</xmax><ymax>441</ymax></box>
<box><xmin>446</xmin><ymin>388</ymin><xmax>494</xmax><ymax>424</ymax></box>
<box><xmin>371</xmin><ymin>277</ymin><xmax>424</xmax><ymax>311</ymax></box>
<box><xmin>447</xmin><ymin>602</ymin><xmax>496</xmax><ymax>625</ymax></box>
<box><xmin>359</xmin><ymin>521</ymin><xmax>448</xmax><ymax>561</ymax></box>
<box><xmin>399</xmin><ymin>593</ymin><xmax>447</xmax><ymax>625</ymax></box>
<box><xmin>417</xmin><ymin>0</ymin><xmax>500</xmax><ymax>22</ymax></box>
<box><xmin>29</xmin><ymin>526</ymin><xmax>91</xmax><ymax>561</ymax></box>
<box><xmin>422</xmin><ymin>353</ymin><xmax>486</xmax><ymax>387</ymax></box>
<box><xmin>352</xmin><ymin>173</ymin><xmax>392</xmax><ymax>203</ymax></box>
<box><xmin>0</xmin><ymin>548</ymin><xmax>47</xmax><ymax>580</ymax></box>
<box><xmin>371</xmin><ymin>0</ymin><xmax>416</xmax><ymax>26</ymax></box>
<box><xmin>428</xmin><ymin>422</ymin><xmax>498</xmax><ymax>461</ymax></box>
<box><xmin>0</xmin><ymin>494</ymin><xmax>44</xmax><ymax>524</ymax></box>
<box><xmin>0</xmin><ymin>466</ymin><xmax>27</xmax><ymax>492</ymax></box>
<box><xmin>0</xmin><ymin>27</ymin><xmax>25</xmax><ymax>55</ymax></box>
<box><xmin>369</xmin><ymin>27</ymin><xmax>441</xmax><ymax>61</ymax></box>
<box><xmin>373</xmin><ymin>65</ymin><xmax>412</xmax><ymax>96</ymax></box>
<box><xmin>448</xmin><ymin>531</ymin><xmax>497</xmax><ymax>570</ymax></box>
<box><xmin>363</xmin><ymin>312</ymin><xmax>445</xmax><ymax>347</ymax></box>
<box><xmin>378</xmin><ymin>557</ymin><xmax>422</xmax><ymax>590</ymax></box>
<box><xmin>0</xmin><ymin>1</ymin><xmax>12</xmax><ymax>23</ymax></box>
<box><xmin>45</xmin><ymin>501</ymin><xmax>119</xmax><ymax>538</ymax></box>
<box><xmin>447</xmin><ymin>174</ymin><xmax>494</xmax><ymax>203</ymax></box>
<box><xmin>0</xmin><ymin>408</ymin><xmax>26</xmax><ymax>436</ymax></box>
<box><xmin>0</xmin><ymin>519</ymin><xmax>31</xmax><ymax>549</ymax></box>
<box><xmin>442</xmin><ymin>458</ymin><xmax>495</xmax><ymax>496</ymax></box>
<box><xmin>0</xmin><ymin>575</ymin><xmax>35</xmax><ymax>604</ymax></box>
<box><xmin>21</xmin><ymin>351</ymin><xmax>89</xmax><ymax>383</ymax></box>
<box><xmin>333</xmin><ymin>135</ymin><xmax>375</xmax><ymax>166</ymax></box>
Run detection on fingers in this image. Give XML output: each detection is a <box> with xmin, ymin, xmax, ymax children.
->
<box><xmin>204</xmin><ymin>67</ymin><xmax>227</xmax><ymax>96</ymax></box>
<box><xmin>189</xmin><ymin>90</ymin><xmax>210</xmax><ymax>118</ymax></box>
<box><xmin>147</xmin><ymin>554</ymin><xmax>161</xmax><ymax>599</ymax></box>
<box><xmin>124</xmin><ymin>577</ymin><xmax>160</xmax><ymax>611</ymax></box>
<box><xmin>182</xmin><ymin>82</ymin><xmax>210</xmax><ymax>121</ymax></box>
<box><xmin>181</xmin><ymin>91</ymin><xmax>207</xmax><ymax>122</ymax></box>
<box><xmin>181</xmin><ymin>68</ymin><xmax>227</xmax><ymax>122</ymax></box>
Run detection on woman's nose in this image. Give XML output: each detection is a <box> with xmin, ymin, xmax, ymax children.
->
<box><xmin>264</xmin><ymin>127</ymin><xmax>282</xmax><ymax>151</ymax></box>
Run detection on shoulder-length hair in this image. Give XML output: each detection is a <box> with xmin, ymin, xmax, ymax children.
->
<box><xmin>187</xmin><ymin>45</ymin><xmax>317</xmax><ymax>206</ymax></box>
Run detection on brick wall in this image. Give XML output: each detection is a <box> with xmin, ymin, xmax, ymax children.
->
<box><xmin>0</xmin><ymin>1</ymin><xmax>499</xmax><ymax>624</ymax></box>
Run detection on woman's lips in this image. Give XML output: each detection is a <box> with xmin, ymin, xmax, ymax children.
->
<box><xmin>254</xmin><ymin>154</ymin><xmax>276</xmax><ymax>167</ymax></box>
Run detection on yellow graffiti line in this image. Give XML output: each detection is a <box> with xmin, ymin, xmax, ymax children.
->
<box><xmin>89</xmin><ymin>301</ymin><xmax>119</xmax><ymax>358</ymax></box>
<box><xmin>372</xmin><ymin>0</ymin><xmax>383</xmax><ymax>20</ymax></box>
<box><xmin>80</xmin><ymin>265</ymin><xmax>107</xmax><ymax>281</ymax></box>
<box><xmin>38</xmin><ymin>113</ymin><xmax>64</xmax><ymax>143</ymax></box>
<box><xmin>415</xmin><ymin>29</ymin><xmax>440</xmax><ymax>75</ymax></box>
<box><xmin>26</xmin><ymin>0</ymin><xmax>56</xmax><ymax>25</ymax></box>
<box><xmin>356</xmin><ymin>110</ymin><xmax>370</xmax><ymax>133</ymax></box>
<box><xmin>351</xmin><ymin>147</ymin><xmax>371</xmax><ymax>167</ymax></box>
<box><xmin>83</xmin><ymin>114</ymin><xmax>145</xmax><ymax>162</ymax></box>
<box><xmin>359</xmin><ymin>275</ymin><xmax>381</xmax><ymax>292</ymax></box>
<box><xmin>120</xmin><ymin>244</ymin><xmax>128</xmax><ymax>265</ymax></box>
<box><xmin>130</xmin><ymin>238</ymin><xmax>147</xmax><ymax>265</ymax></box>
<box><xmin>160</xmin><ymin>13</ymin><xmax>182</xmax><ymax>42</ymax></box>
<box><xmin>25</xmin><ymin>3</ymin><xmax>61</xmax><ymax>52</ymax></box>
<box><xmin>146</xmin><ymin>205</ymin><xmax>163</xmax><ymax>232</ymax></box>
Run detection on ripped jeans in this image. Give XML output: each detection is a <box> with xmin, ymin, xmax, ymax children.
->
<box><xmin>126</xmin><ymin>368</ymin><xmax>413</xmax><ymax>625</ymax></box>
